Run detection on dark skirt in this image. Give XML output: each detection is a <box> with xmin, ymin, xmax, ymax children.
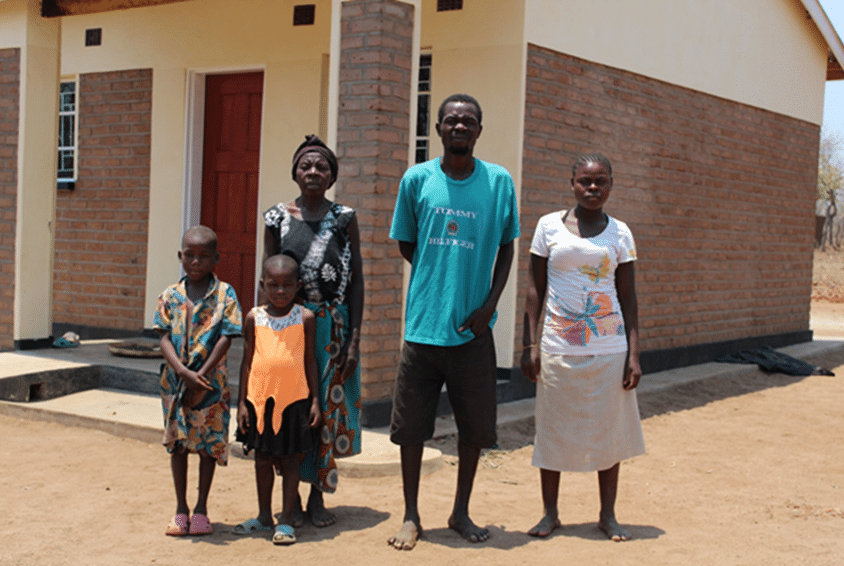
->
<box><xmin>237</xmin><ymin>397</ymin><xmax>313</xmax><ymax>458</ymax></box>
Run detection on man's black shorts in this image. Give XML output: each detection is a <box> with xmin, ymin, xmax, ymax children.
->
<box><xmin>389</xmin><ymin>331</ymin><xmax>497</xmax><ymax>448</ymax></box>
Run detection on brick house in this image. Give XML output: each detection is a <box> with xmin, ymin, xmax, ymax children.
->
<box><xmin>1</xmin><ymin>0</ymin><xmax>842</xmax><ymax>424</ymax></box>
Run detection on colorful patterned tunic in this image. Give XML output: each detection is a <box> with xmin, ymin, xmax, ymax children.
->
<box><xmin>154</xmin><ymin>275</ymin><xmax>242</xmax><ymax>465</ymax></box>
<box><xmin>265</xmin><ymin>201</ymin><xmax>361</xmax><ymax>493</ymax></box>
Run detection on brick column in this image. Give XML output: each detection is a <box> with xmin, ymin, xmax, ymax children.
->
<box><xmin>0</xmin><ymin>49</ymin><xmax>20</xmax><ymax>351</ymax></box>
<box><xmin>334</xmin><ymin>0</ymin><xmax>413</xmax><ymax>409</ymax></box>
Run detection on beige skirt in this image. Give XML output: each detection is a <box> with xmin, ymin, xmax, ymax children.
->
<box><xmin>532</xmin><ymin>351</ymin><xmax>646</xmax><ymax>472</ymax></box>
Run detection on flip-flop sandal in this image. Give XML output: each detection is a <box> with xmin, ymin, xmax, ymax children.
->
<box><xmin>165</xmin><ymin>513</ymin><xmax>189</xmax><ymax>536</ymax></box>
<box><xmin>188</xmin><ymin>513</ymin><xmax>213</xmax><ymax>535</ymax></box>
<box><xmin>232</xmin><ymin>518</ymin><xmax>272</xmax><ymax>535</ymax></box>
<box><xmin>272</xmin><ymin>524</ymin><xmax>296</xmax><ymax>545</ymax></box>
<box><xmin>52</xmin><ymin>333</ymin><xmax>79</xmax><ymax>348</ymax></box>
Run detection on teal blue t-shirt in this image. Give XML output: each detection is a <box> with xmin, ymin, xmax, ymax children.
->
<box><xmin>389</xmin><ymin>157</ymin><xmax>520</xmax><ymax>346</ymax></box>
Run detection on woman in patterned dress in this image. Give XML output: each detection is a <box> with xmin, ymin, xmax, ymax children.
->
<box><xmin>263</xmin><ymin>135</ymin><xmax>363</xmax><ymax>527</ymax></box>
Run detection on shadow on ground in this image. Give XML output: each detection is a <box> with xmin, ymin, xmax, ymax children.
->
<box><xmin>431</xmin><ymin>366</ymin><xmax>830</xmax><ymax>457</ymax></box>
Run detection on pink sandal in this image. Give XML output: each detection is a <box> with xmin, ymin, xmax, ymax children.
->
<box><xmin>188</xmin><ymin>513</ymin><xmax>213</xmax><ymax>535</ymax></box>
<box><xmin>165</xmin><ymin>513</ymin><xmax>190</xmax><ymax>536</ymax></box>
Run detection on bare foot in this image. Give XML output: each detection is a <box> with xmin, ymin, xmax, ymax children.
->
<box><xmin>448</xmin><ymin>513</ymin><xmax>490</xmax><ymax>543</ymax></box>
<box><xmin>527</xmin><ymin>513</ymin><xmax>561</xmax><ymax>537</ymax></box>
<box><xmin>290</xmin><ymin>495</ymin><xmax>305</xmax><ymax>529</ymax></box>
<box><xmin>598</xmin><ymin>515</ymin><xmax>631</xmax><ymax>541</ymax></box>
<box><xmin>307</xmin><ymin>491</ymin><xmax>337</xmax><ymax>527</ymax></box>
<box><xmin>387</xmin><ymin>520</ymin><xmax>421</xmax><ymax>550</ymax></box>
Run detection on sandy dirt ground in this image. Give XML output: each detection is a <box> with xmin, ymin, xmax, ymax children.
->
<box><xmin>2</xmin><ymin>254</ymin><xmax>844</xmax><ymax>565</ymax></box>
<box><xmin>2</xmin><ymin>356</ymin><xmax>843</xmax><ymax>565</ymax></box>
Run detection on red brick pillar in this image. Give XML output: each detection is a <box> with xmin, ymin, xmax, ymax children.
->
<box><xmin>334</xmin><ymin>0</ymin><xmax>413</xmax><ymax>412</ymax></box>
<box><xmin>0</xmin><ymin>49</ymin><xmax>20</xmax><ymax>351</ymax></box>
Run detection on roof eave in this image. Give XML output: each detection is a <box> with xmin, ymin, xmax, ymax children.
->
<box><xmin>800</xmin><ymin>0</ymin><xmax>844</xmax><ymax>80</ymax></box>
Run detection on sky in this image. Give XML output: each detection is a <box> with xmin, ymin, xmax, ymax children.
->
<box><xmin>821</xmin><ymin>0</ymin><xmax>844</xmax><ymax>137</ymax></box>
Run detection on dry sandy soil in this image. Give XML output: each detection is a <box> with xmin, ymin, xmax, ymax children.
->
<box><xmin>1</xmin><ymin>254</ymin><xmax>843</xmax><ymax>565</ymax></box>
<box><xmin>2</xmin><ymin>368</ymin><xmax>843</xmax><ymax>565</ymax></box>
<box><xmin>813</xmin><ymin>249</ymin><xmax>844</xmax><ymax>302</ymax></box>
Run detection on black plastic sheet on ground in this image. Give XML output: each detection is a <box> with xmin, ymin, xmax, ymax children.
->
<box><xmin>715</xmin><ymin>345</ymin><xmax>835</xmax><ymax>377</ymax></box>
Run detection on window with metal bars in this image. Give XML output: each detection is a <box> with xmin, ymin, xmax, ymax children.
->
<box><xmin>415</xmin><ymin>54</ymin><xmax>432</xmax><ymax>163</ymax></box>
<box><xmin>57</xmin><ymin>80</ymin><xmax>77</xmax><ymax>189</ymax></box>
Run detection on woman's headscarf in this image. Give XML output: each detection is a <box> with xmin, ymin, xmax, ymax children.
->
<box><xmin>291</xmin><ymin>134</ymin><xmax>338</xmax><ymax>188</ymax></box>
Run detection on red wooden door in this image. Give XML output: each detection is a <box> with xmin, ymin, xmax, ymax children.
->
<box><xmin>200</xmin><ymin>72</ymin><xmax>263</xmax><ymax>313</ymax></box>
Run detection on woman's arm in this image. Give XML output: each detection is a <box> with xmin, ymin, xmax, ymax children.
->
<box><xmin>257</xmin><ymin>227</ymin><xmax>279</xmax><ymax>306</ymax></box>
<box><xmin>616</xmin><ymin>261</ymin><xmax>641</xmax><ymax>390</ymax></box>
<box><xmin>520</xmin><ymin>253</ymin><xmax>548</xmax><ymax>383</ymax></box>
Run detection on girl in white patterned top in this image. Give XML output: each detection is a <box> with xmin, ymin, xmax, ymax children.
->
<box><xmin>522</xmin><ymin>154</ymin><xmax>645</xmax><ymax>542</ymax></box>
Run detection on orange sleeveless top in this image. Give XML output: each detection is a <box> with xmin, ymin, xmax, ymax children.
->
<box><xmin>247</xmin><ymin>304</ymin><xmax>311</xmax><ymax>435</ymax></box>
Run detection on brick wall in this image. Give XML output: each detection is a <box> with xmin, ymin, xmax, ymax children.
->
<box><xmin>518</xmin><ymin>45</ymin><xmax>818</xmax><ymax>362</ymax></box>
<box><xmin>52</xmin><ymin>69</ymin><xmax>152</xmax><ymax>333</ymax></box>
<box><xmin>0</xmin><ymin>49</ymin><xmax>19</xmax><ymax>350</ymax></box>
<box><xmin>335</xmin><ymin>0</ymin><xmax>413</xmax><ymax>403</ymax></box>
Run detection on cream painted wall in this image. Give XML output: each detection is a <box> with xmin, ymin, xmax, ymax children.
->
<box><xmin>58</xmin><ymin>0</ymin><xmax>332</xmax><ymax>325</ymax></box>
<box><xmin>525</xmin><ymin>0</ymin><xmax>828</xmax><ymax>125</ymax></box>
<box><xmin>3</xmin><ymin>0</ymin><xmax>60</xmax><ymax>341</ymax></box>
<box><xmin>0</xmin><ymin>0</ymin><xmax>27</xmax><ymax>48</ymax></box>
<box><xmin>420</xmin><ymin>0</ymin><xmax>527</xmax><ymax>366</ymax></box>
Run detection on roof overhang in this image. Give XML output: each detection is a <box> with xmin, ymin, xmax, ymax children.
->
<box><xmin>800</xmin><ymin>0</ymin><xmax>844</xmax><ymax>80</ymax></box>
<box><xmin>41</xmin><ymin>0</ymin><xmax>194</xmax><ymax>17</ymax></box>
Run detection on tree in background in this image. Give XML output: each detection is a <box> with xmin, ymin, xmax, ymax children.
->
<box><xmin>818</xmin><ymin>129</ymin><xmax>844</xmax><ymax>250</ymax></box>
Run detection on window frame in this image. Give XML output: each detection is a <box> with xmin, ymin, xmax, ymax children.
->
<box><xmin>57</xmin><ymin>77</ymin><xmax>78</xmax><ymax>190</ymax></box>
<box><xmin>415</xmin><ymin>53</ymin><xmax>432</xmax><ymax>164</ymax></box>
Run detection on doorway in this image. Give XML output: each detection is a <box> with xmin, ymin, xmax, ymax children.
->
<box><xmin>200</xmin><ymin>71</ymin><xmax>263</xmax><ymax>313</ymax></box>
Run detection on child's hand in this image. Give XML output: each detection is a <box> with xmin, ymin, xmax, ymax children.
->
<box><xmin>180</xmin><ymin>369</ymin><xmax>213</xmax><ymax>393</ymax></box>
<box><xmin>237</xmin><ymin>400</ymin><xmax>249</xmax><ymax>433</ymax></box>
<box><xmin>308</xmin><ymin>397</ymin><xmax>321</xmax><ymax>428</ymax></box>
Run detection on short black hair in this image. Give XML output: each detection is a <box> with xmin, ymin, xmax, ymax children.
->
<box><xmin>571</xmin><ymin>153</ymin><xmax>613</xmax><ymax>178</ymax></box>
<box><xmin>182</xmin><ymin>225</ymin><xmax>217</xmax><ymax>251</ymax></box>
<box><xmin>262</xmin><ymin>253</ymin><xmax>299</xmax><ymax>279</ymax></box>
<box><xmin>437</xmin><ymin>93</ymin><xmax>482</xmax><ymax>125</ymax></box>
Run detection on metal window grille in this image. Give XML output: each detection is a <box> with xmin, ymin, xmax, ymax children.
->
<box><xmin>58</xmin><ymin>80</ymin><xmax>76</xmax><ymax>182</ymax></box>
<box><xmin>415</xmin><ymin>54</ymin><xmax>432</xmax><ymax>163</ymax></box>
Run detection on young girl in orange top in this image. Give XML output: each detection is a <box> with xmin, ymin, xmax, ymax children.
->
<box><xmin>234</xmin><ymin>254</ymin><xmax>320</xmax><ymax>545</ymax></box>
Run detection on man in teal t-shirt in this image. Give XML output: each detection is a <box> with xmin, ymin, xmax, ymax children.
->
<box><xmin>387</xmin><ymin>94</ymin><xmax>520</xmax><ymax>550</ymax></box>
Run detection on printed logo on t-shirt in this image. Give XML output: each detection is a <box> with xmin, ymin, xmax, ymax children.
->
<box><xmin>434</xmin><ymin>207</ymin><xmax>477</xmax><ymax>219</ymax></box>
<box><xmin>427</xmin><ymin>206</ymin><xmax>477</xmax><ymax>250</ymax></box>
